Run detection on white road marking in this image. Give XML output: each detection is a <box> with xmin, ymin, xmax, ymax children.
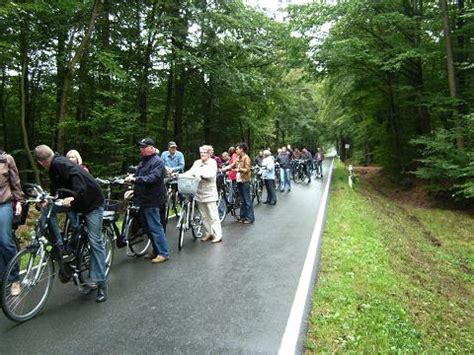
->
<box><xmin>278</xmin><ymin>158</ymin><xmax>335</xmax><ymax>355</ymax></box>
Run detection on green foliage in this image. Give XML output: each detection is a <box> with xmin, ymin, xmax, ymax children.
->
<box><xmin>288</xmin><ymin>0</ymin><xmax>473</xmax><ymax>200</ymax></box>
<box><xmin>412</xmin><ymin>115</ymin><xmax>474</xmax><ymax>200</ymax></box>
<box><xmin>307</xmin><ymin>162</ymin><xmax>474</xmax><ymax>352</ymax></box>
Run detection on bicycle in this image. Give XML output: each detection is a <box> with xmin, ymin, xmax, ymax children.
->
<box><xmin>250</xmin><ymin>166</ymin><xmax>264</xmax><ymax>205</ymax></box>
<box><xmin>96</xmin><ymin>177</ymin><xmax>133</xmax><ymax>254</ymax></box>
<box><xmin>10</xmin><ymin>200</ymin><xmax>31</xmax><ymax>251</ymax></box>
<box><xmin>216</xmin><ymin>171</ymin><xmax>227</xmax><ymax>222</ymax></box>
<box><xmin>292</xmin><ymin>159</ymin><xmax>307</xmax><ymax>184</ymax></box>
<box><xmin>164</xmin><ymin>174</ymin><xmax>180</xmax><ymax>225</ymax></box>
<box><xmin>0</xmin><ymin>184</ymin><xmax>114</xmax><ymax>322</ymax></box>
<box><xmin>274</xmin><ymin>162</ymin><xmax>281</xmax><ymax>191</ymax></box>
<box><xmin>220</xmin><ymin>174</ymin><xmax>241</xmax><ymax>221</ymax></box>
<box><xmin>106</xmin><ymin>177</ymin><xmax>151</xmax><ymax>257</ymax></box>
<box><xmin>176</xmin><ymin>175</ymin><xmax>203</xmax><ymax>250</ymax></box>
<box><xmin>314</xmin><ymin>159</ymin><xmax>323</xmax><ymax>179</ymax></box>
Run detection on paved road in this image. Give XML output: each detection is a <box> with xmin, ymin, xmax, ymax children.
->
<box><xmin>0</xmin><ymin>161</ymin><xmax>332</xmax><ymax>354</ymax></box>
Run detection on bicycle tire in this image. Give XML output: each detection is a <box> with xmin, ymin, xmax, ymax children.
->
<box><xmin>217</xmin><ymin>191</ymin><xmax>227</xmax><ymax>222</ymax></box>
<box><xmin>103</xmin><ymin>226</ymin><xmax>115</xmax><ymax>274</ymax></box>
<box><xmin>256</xmin><ymin>180</ymin><xmax>263</xmax><ymax>204</ymax></box>
<box><xmin>125</xmin><ymin>217</ymin><xmax>151</xmax><ymax>257</ymax></box>
<box><xmin>191</xmin><ymin>207</ymin><xmax>203</xmax><ymax>240</ymax></box>
<box><xmin>178</xmin><ymin>207</ymin><xmax>187</xmax><ymax>251</ymax></box>
<box><xmin>1</xmin><ymin>246</ymin><xmax>54</xmax><ymax>322</ymax></box>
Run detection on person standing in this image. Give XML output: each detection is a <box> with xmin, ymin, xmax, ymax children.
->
<box><xmin>160</xmin><ymin>141</ymin><xmax>185</xmax><ymax>232</ymax></box>
<box><xmin>184</xmin><ymin>145</ymin><xmax>223</xmax><ymax>243</ymax></box>
<box><xmin>34</xmin><ymin>145</ymin><xmax>108</xmax><ymax>302</ymax></box>
<box><xmin>225</xmin><ymin>146</ymin><xmax>238</xmax><ymax>204</ymax></box>
<box><xmin>161</xmin><ymin>141</ymin><xmax>185</xmax><ymax>175</ymax></box>
<box><xmin>254</xmin><ymin>150</ymin><xmax>264</xmax><ymax>167</ymax></box>
<box><xmin>224</xmin><ymin>143</ymin><xmax>254</xmax><ymax>224</ymax></box>
<box><xmin>66</xmin><ymin>149</ymin><xmax>90</xmax><ymax>173</ymax></box>
<box><xmin>0</xmin><ymin>148</ymin><xmax>24</xmax><ymax>296</ymax></box>
<box><xmin>126</xmin><ymin>138</ymin><xmax>170</xmax><ymax>263</ymax></box>
<box><xmin>315</xmin><ymin>147</ymin><xmax>325</xmax><ymax>178</ymax></box>
<box><xmin>302</xmin><ymin>148</ymin><xmax>313</xmax><ymax>183</ymax></box>
<box><xmin>261</xmin><ymin>150</ymin><xmax>277</xmax><ymax>205</ymax></box>
<box><xmin>277</xmin><ymin>146</ymin><xmax>292</xmax><ymax>192</ymax></box>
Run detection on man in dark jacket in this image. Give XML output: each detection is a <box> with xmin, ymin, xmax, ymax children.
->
<box><xmin>276</xmin><ymin>146</ymin><xmax>292</xmax><ymax>192</ymax></box>
<box><xmin>34</xmin><ymin>145</ymin><xmax>108</xmax><ymax>303</ymax></box>
<box><xmin>126</xmin><ymin>138</ymin><xmax>169</xmax><ymax>263</ymax></box>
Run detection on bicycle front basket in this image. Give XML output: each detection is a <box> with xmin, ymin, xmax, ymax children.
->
<box><xmin>177</xmin><ymin>175</ymin><xmax>201</xmax><ymax>196</ymax></box>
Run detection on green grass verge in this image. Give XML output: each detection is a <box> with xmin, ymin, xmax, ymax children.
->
<box><xmin>305</xmin><ymin>160</ymin><xmax>473</xmax><ymax>353</ymax></box>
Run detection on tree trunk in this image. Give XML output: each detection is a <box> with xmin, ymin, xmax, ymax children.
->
<box><xmin>137</xmin><ymin>2</ymin><xmax>157</xmax><ymax>125</ymax></box>
<box><xmin>161</xmin><ymin>67</ymin><xmax>173</xmax><ymax>146</ymax></box>
<box><xmin>19</xmin><ymin>37</ymin><xmax>40</xmax><ymax>183</ymax></box>
<box><xmin>56</xmin><ymin>0</ymin><xmax>102</xmax><ymax>153</ymax></box>
<box><xmin>1</xmin><ymin>65</ymin><xmax>8</xmax><ymax>150</ymax></box>
<box><xmin>203</xmin><ymin>74</ymin><xmax>213</xmax><ymax>144</ymax></box>
<box><xmin>387</xmin><ymin>74</ymin><xmax>403</xmax><ymax>171</ymax></box>
<box><xmin>174</xmin><ymin>67</ymin><xmax>186</xmax><ymax>146</ymax></box>
<box><xmin>440</xmin><ymin>0</ymin><xmax>464</xmax><ymax>149</ymax></box>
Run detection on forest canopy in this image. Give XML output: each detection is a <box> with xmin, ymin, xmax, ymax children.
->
<box><xmin>0</xmin><ymin>0</ymin><xmax>472</xmax><ymax>202</ymax></box>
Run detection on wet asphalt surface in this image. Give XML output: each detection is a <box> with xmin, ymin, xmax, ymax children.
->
<box><xmin>0</xmin><ymin>161</ymin><xmax>331</xmax><ymax>354</ymax></box>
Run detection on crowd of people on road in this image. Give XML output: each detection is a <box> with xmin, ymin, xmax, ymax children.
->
<box><xmin>0</xmin><ymin>139</ymin><xmax>324</xmax><ymax>305</ymax></box>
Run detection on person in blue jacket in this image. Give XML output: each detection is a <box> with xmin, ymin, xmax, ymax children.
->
<box><xmin>126</xmin><ymin>138</ymin><xmax>170</xmax><ymax>264</ymax></box>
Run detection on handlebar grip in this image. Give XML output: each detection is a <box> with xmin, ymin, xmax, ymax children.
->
<box><xmin>96</xmin><ymin>177</ymin><xmax>110</xmax><ymax>185</ymax></box>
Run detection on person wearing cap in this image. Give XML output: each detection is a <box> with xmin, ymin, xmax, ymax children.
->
<box><xmin>126</xmin><ymin>138</ymin><xmax>170</xmax><ymax>263</ymax></box>
<box><xmin>161</xmin><ymin>141</ymin><xmax>185</xmax><ymax>175</ymax></box>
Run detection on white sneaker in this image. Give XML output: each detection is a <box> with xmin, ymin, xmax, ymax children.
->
<box><xmin>11</xmin><ymin>281</ymin><xmax>21</xmax><ymax>296</ymax></box>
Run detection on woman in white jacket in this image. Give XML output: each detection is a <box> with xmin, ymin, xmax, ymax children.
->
<box><xmin>184</xmin><ymin>145</ymin><xmax>223</xmax><ymax>243</ymax></box>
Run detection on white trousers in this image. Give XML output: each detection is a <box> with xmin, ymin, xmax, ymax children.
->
<box><xmin>196</xmin><ymin>201</ymin><xmax>223</xmax><ymax>238</ymax></box>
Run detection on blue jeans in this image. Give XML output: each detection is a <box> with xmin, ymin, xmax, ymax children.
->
<box><xmin>237</xmin><ymin>182</ymin><xmax>254</xmax><ymax>222</ymax></box>
<box><xmin>41</xmin><ymin>205</ymin><xmax>107</xmax><ymax>283</ymax></box>
<box><xmin>0</xmin><ymin>202</ymin><xmax>19</xmax><ymax>281</ymax></box>
<box><xmin>140</xmin><ymin>207</ymin><xmax>169</xmax><ymax>257</ymax></box>
<box><xmin>84</xmin><ymin>206</ymin><xmax>107</xmax><ymax>283</ymax></box>
<box><xmin>280</xmin><ymin>168</ymin><xmax>291</xmax><ymax>191</ymax></box>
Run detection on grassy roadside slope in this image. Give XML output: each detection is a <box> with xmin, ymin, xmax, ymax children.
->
<box><xmin>305</xmin><ymin>161</ymin><xmax>473</xmax><ymax>353</ymax></box>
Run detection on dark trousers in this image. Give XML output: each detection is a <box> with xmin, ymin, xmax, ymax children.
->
<box><xmin>237</xmin><ymin>181</ymin><xmax>255</xmax><ymax>222</ymax></box>
<box><xmin>264</xmin><ymin>179</ymin><xmax>277</xmax><ymax>204</ymax></box>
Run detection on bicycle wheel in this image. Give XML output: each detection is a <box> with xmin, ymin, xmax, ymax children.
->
<box><xmin>256</xmin><ymin>180</ymin><xmax>263</xmax><ymax>204</ymax></box>
<box><xmin>178</xmin><ymin>206</ymin><xmax>187</xmax><ymax>251</ymax></box>
<box><xmin>191</xmin><ymin>206</ymin><xmax>203</xmax><ymax>239</ymax></box>
<box><xmin>125</xmin><ymin>217</ymin><xmax>151</xmax><ymax>257</ymax></box>
<box><xmin>1</xmin><ymin>246</ymin><xmax>54</xmax><ymax>322</ymax></box>
<box><xmin>103</xmin><ymin>226</ymin><xmax>115</xmax><ymax>275</ymax></box>
<box><xmin>251</xmin><ymin>181</ymin><xmax>257</xmax><ymax>204</ymax></box>
<box><xmin>217</xmin><ymin>191</ymin><xmax>227</xmax><ymax>222</ymax></box>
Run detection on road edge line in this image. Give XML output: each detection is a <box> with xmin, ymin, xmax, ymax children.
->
<box><xmin>278</xmin><ymin>157</ymin><xmax>335</xmax><ymax>355</ymax></box>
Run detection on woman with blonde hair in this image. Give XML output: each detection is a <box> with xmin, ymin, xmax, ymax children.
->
<box><xmin>66</xmin><ymin>149</ymin><xmax>89</xmax><ymax>173</ymax></box>
<box><xmin>184</xmin><ymin>145</ymin><xmax>223</xmax><ymax>243</ymax></box>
